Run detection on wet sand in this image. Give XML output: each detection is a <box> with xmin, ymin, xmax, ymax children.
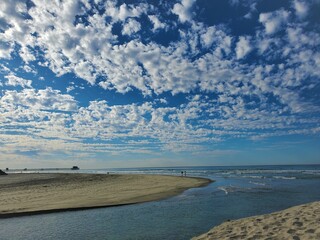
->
<box><xmin>193</xmin><ymin>201</ymin><xmax>320</xmax><ymax>240</ymax></box>
<box><xmin>0</xmin><ymin>173</ymin><xmax>211</xmax><ymax>218</ymax></box>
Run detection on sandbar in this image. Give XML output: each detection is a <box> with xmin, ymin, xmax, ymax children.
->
<box><xmin>0</xmin><ymin>173</ymin><xmax>211</xmax><ymax>218</ymax></box>
<box><xmin>193</xmin><ymin>201</ymin><xmax>320</xmax><ymax>240</ymax></box>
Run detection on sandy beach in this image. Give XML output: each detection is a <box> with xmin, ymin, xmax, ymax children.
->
<box><xmin>193</xmin><ymin>201</ymin><xmax>320</xmax><ymax>240</ymax></box>
<box><xmin>0</xmin><ymin>173</ymin><xmax>211</xmax><ymax>218</ymax></box>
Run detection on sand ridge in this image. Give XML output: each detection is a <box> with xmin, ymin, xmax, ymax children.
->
<box><xmin>192</xmin><ymin>201</ymin><xmax>320</xmax><ymax>240</ymax></box>
<box><xmin>0</xmin><ymin>173</ymin><xmax>211</xmax><ymax>218</ymax></box>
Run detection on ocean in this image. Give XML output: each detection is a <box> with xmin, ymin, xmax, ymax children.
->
<box><xmin>1</xmin><ymin>164</ymin><xmax>320</xmax><ymax>240</ymax></box>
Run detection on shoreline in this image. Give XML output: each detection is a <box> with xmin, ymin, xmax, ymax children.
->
<box><xmin>193</xmin><ymin>201</ymin><xmax>320</xmax><ymax>239</ymax></box>
<box><xmin>0</xmin><ymin>173</ymin><xmax>212</xmax><ymax>218</ymax></box>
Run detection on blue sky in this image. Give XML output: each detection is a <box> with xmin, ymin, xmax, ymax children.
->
<box><xmin>0</xmin><ymin>0</ymin><xmax>319</xmax><ymax>168</ymax></box>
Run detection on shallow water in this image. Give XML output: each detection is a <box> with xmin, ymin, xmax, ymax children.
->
<box><xmin>1</xmin><ymin>165</ymin><xmax>320</xmax><ymax>240</ymax></box>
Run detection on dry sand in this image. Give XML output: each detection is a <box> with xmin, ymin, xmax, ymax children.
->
<box><xmin>193</xmin><ymin>201</ymin><xmax>320</xmax><ymax>240</ymax></box>
<box><xmin>0</xmin><ymin>173</ymin><xmax>211</xmax><ymax>218</ymax></box>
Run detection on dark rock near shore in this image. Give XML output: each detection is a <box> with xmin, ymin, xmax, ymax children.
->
<box><xmin>0</xmin><ymin>169</ymin><xmax>8</xmax><ymax>175</ymax></box>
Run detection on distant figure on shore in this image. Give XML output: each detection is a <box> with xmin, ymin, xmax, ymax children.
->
<box><xmin>181</xmin><ymin>171</ymin><xmax>187</xmax><ymax>176</ymax></box>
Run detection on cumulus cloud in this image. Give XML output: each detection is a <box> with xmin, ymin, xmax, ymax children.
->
<box><xmin>235</xmin><ymin>36</ymin><xmax>252</xmax><ymax>59</ymax></box>
<box><xmin>0</xmin><ymin>0</ymin><xmax>309</xmax><ymax>99</ymax></box>
<box><xmin>259</xmin><ymin>9</ymin><xmax>290</xmax><ymax>34</ymax></box>
<box><xmin>172</xmin><ymin>0</ymin><xmax>196</xmax><ymax>23</ymax></box>
<box><xmin>1</xmin><ymin>88</ymin><xmax>78</xmax><ymax>112</ymax></box>
<box><xmin>5</xmin><ymin>74</ymin><xmax>32</xmax><ymax>88</ymax></box>
<box><xmin>148</xmin><ymin>15</ymin><xmax>166</xmax><ymax>31</ymax></box>
<box><xmin>19</xmin><ymin>46</ymin><xmax>36</xmax><ymax>62</ymax></box>
<box><xmin>122</xmin><ymin>18</ymin><xmax>141</xmax><ymax>35</ymax></box>
<box><xmin>0</xmin><ymin>0</ymin><xmax>31</xmax><ymax>59</ymax></box>
<box><xmin>200</xmin><ymin>26</ymin><xmax>216</xmax><ymax>48</ymax></box>
<box><xmin>0</xmin><ymin>41</ymin><xmax>13</xmax><ymax>59</ymax></box>
<box><xmin>293</xmin><ymin>0</ymin><xmax>309</xmax><ymax>19</ymax></box>
<box><xmin>105</xmin><ymin>2</ymin><xmax>148</xmax><ymax>22</ymax></box>
<box><xmin>66</xmin><ymin>85</ymin><xmax>75</xmax><ymax>93</ymax></box>
<box><xmin>0</xmin><ymin>0</ymin><xmax>319</xmax><ymax>162</ymax></box>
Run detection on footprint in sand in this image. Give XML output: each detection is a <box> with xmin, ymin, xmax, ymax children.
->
<box><xmin>293</xmin><ymin>221</ymin><xmax>303</xmax><ymax>227</ymax></box>
<box><xmin>287</xmin><ymin>229</ymin><xmax>296</xmax><ymax>234</ymax></box>
<box><xmin>305</xmin><ymin>229</ymin><xmax>315</xmax><ymax>234</ymax></box>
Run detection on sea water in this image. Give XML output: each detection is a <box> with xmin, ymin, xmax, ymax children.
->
<box><xmin>1</xmin><ymin>165</ymin><xmax>320</xmax><ymax>240</ymax></box>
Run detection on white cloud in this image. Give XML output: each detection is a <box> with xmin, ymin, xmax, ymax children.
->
<box><xmin>159</xmin><ymin>98</ymin><xmax>168</xmax><ymax>104</ymax></box>
<box><xmin>66</xmin><ymin>86</ymin><xmax>75</xmax><ymax>93</ymax></box>
<box><xmin>0</xmin><ymin>63</ymin><xmax>11</xmax><ymax>74</ymax></box>
<box><xmin>0</xmin><ymin>0</ymin><xmax>319</xmax><ymax>160</ymax></box>
<box><xmin>22</xmin><ymin>65</ymin><xmax>37</xmax><ymax>74</ymax></box>
<box><xmin>19</xmin><ymin>46</ymin><xmax>36</xmax><ymax>62</ymax></box>
<box><xmin>122</xmin><ymin>18</ymin><xmax>141</xmax><ymax>35</ymax></box>
<box><xmin>200</xmin><ymin>26</ymin><xmax>216</xmax><ymax>48</ymax></box>
<box><xmin>148</xmin><ymin>15</ymin><xmax>166</xmax><ymax>31</ymax></box>
<box><xmin>1</xmin><ymin>88</ymin><xmax>78</xmax><ymax>112</ymax></box>
<box><xmin>105</xmin><ymin>2</ymin><xmax>148</xmax><ymax>22</ymax></box>
<box><xmin>0</xmin><ymin>0</ymin><xmax>301</xmax><ymax>99</ymax></box>
<box><xmin>0</xmin><ymin>40</ymin><xmax>13</xmax><ymax>59</ymax></box>
<box><xmin>0</xmin><ymin>82</ymin><xmax>319</xmax><ymax>160</ymax></box>
<box><xmin>172</xmin><ymin>0</ymin><xmax>196</xmax><ymax>23</ymax></box>
<box><xmin>293</xmin><ymin>0</ymin><xmax>309</xmax><ymax>19</ymax></box>
<box><xmin>235</xmin><ymin>36</ymin><xmax>252</xmax><ymax>59</ymax></box>
<box><xmin>5</xmin><ymin>74</ymin><xmax>32</xmax><ymax>88</ymax></box>
<box><xmin>244</xmin><ymin>3</ymin><xmax>257</xmax><ymax>19</ymax></box>
<box><xmin>0</xmin><ymin>0</ymin><xmax>31</xmax><ymax>59</ymax></box>
<box><xmin>0</xmin><ymin>0</ymin><xmax>315</xmax><ymax>104</ymax></box>
<box><xmin>259</xmin><ymin>9</ymin><xmax>290</xmax><ymax>34</ymax></box>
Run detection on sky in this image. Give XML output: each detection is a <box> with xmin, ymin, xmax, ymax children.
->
<box><xmin>0</xmin><ymin>0</ymin><xmax>320</xmax><ymax>169</ymax></box>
